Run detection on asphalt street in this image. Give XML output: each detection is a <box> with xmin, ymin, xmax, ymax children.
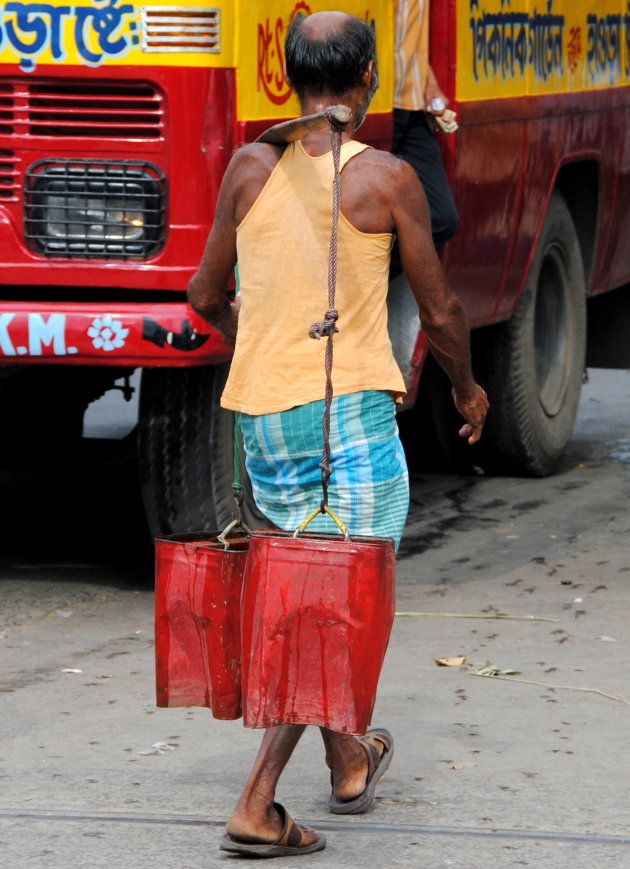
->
<box><xmin>1</xmin><ymin>368</ymin><xmax>630</xmax><ymax>868</ymax></box>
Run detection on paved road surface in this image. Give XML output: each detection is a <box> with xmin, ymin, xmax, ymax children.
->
<box><xmin>1</xmin><ymin>369</ymin><xmax>629</xmax><ymax>867</ymax></box>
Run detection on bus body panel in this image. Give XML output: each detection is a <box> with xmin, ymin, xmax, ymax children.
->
<box><xmin>0</xmin><ymin>2</ymin><xmax>628</xmax><ymax>377</ymax></box>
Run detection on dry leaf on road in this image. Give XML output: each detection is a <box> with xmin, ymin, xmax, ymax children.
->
<box><xmin>435</xmin><ymin>656</ymin><xmax>467</xmax><ymax>667</ymax></box>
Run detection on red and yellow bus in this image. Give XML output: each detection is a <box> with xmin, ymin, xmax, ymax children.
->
<box><xmin>0</xmin><ymin>1</ymin><xmax>628</xmax><ymax>534</ymax></box>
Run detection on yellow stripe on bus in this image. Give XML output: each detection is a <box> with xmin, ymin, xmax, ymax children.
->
<box><xmin>235</xmin><ymin>0</ymin><xmax>394</xmax><ymax>122</ymax></box>
<box><xmin>0</xmin><ymin>1</ymin><xmax>393</xmax><ymax>121</ymax></box>
<box><xmin>459</xmin><ymin>0</ymin><xmax>630</xmax><ymax>101</ymax></box>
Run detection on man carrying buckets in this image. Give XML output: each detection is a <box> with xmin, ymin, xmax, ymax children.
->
<box><xmin>188</xmin><ymin>10</ymin><xmax>488</xmax><ymax>858</ymax></box>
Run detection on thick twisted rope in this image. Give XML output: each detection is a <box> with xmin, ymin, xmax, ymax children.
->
<box><xmin>309</xmin><ymin>108</ymin><xmax>346</xmax><ymax>509</ymax></box>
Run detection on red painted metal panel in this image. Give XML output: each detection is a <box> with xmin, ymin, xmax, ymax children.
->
<box><xmin>240</xmin><ymin>530</ymin><xmax>396</xmax><ymax>733</ymax></box>
<box><xmin>0</xmin><ymin>64</ymin><xmax>235</xmax><ymax>292</ymax></box>
<box><xmin>0</xmin><ymin>301</ymin><xmax>232</xmax><ymax>366</ymax></box>
<box><xmin>428</xmin><ymin>0</ymin><xmax>459</xmax><ymax>197</ymax></box>
<box><xmin>1</xmin><ymin>9</ymin><xmax>629</xmax><ymax>380</ymax></box>
<box><xmin>155</xmin><ymin>533</ymin><xmax>248</xmax><ymax>717</ymax></box>
<box><xmin>443</xmin><ymin>117</ymin><xmax>527</xmax><ymax>323</ymax></box>
<box><xmin>428</xmin><ymin>3</ymin><xmax>630</xmax><ymax>330</ymax></box>
<box><xmin>446</xmin><ymin>88</ymin><xmax>630</xmax><ymax>324</ymax></box>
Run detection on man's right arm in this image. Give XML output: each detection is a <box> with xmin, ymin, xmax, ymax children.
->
<box><xmin>188</xmin><ymin>144</ymin><xmax>283</xmax><ymax>347</ymax></box>
<box><xmin>389</xmin><ymin>159</ymin><xmax>488</xmax><ymax>443</ymax></box>
<box><xmin>188</xmin><ymin>152</ymin><xmax>241</xmax><ymax>346</ymax></box>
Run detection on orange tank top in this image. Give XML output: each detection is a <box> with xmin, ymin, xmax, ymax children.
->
<box><xmin>220</xmin><ymin>140</ymin><xmax>406</xmax><ymax>415</ymax></box>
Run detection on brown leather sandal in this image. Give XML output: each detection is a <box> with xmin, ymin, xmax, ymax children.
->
<box><xmin>329</xmin><ymin>728</ymin><xmax>394</xmax><ymax>814</ymax></box>
<box><xmin>220</xmin><ymin>802</ymin><xmax>326</xmax><ymax>857</ymax></box>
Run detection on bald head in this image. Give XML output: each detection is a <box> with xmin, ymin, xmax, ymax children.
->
<box><xmin>285</xmin><ymin>11</ymin><xmax>376</xmax><ymax>102</ymax></box>
<box><xmin>299</xmin><ymin>10</ymin><xmax>354</xmax><ymax>37</ymax></box>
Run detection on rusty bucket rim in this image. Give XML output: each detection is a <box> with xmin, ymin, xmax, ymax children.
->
<box><xmin>155</xmin><ymin>530</ymin><xmax>249</xmax><ymax>550</ymax></box>
<box><xmin>249</xmin><ymin>528</ymin><xmax>395</xmax><ymax>548</ymax></box>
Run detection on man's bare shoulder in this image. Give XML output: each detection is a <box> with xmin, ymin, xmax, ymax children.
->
<box><xmin>223</xmin><ymin>143</ymin><xmax>286</xmax><ymax>224</ymax></box>
<box><xmin>348</xmin><ymin>147</ymin><xmax>421</xmax><ymax>194</ymax></box>
<box><xmin>228</xmin><ymin>142</ymin><xmax>285</xmax><ymax>175</ymax></box>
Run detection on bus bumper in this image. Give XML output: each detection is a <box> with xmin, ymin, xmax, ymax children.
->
<box><xmin>0</xmin><ymin>302</ymin><xmax>231</xmax><ymax>367</ymax></box>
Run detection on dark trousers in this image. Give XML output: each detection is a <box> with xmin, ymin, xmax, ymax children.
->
<box><xmin>392</xmin><ymin>108</ymin><xmax>459</xmax><ymax>251</ymax></box>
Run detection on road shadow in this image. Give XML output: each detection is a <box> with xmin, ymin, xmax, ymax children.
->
<box><xmin>0</xmin><ymin>434</ymin><xmax>153</xmax><ymax>587</ymax></box>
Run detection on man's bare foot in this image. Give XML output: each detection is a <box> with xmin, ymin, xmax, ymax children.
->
<box><xmin>329</xmin><ymin>729</ymin><xmax>394</xmax><ymax>814</ymax></box>
<box><xmin>222</xmin><ymin>803</ymin><xmax>325</xmax><ymax>855</ymax></box>
<box><xmin>226</xmin><ymin>802</ymin><xmax>319</xmax><ymax>847</ymax></box>
<box><xmin>330</xmin><ymin>732</ymin><xmax>388</xmax><ymax>800</ymax></box>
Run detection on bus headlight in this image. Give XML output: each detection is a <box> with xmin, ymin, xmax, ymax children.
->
<box><xmin>25</xmin><ymin>159</ymin><xmax>166</xmax><ymax>259</ymax></box>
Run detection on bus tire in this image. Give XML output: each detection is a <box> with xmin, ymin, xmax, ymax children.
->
<box><xmin>477</xmin><ymin>191</ymin><xmax>586</xmax><ymax>476</ymax></box>
<box><xmin>137</xmin><ymin>364</ymin><xmax>264</xmax><ymax>538</ymax></box>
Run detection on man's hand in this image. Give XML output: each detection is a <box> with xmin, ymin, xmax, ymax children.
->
<box><xmin>423</xmin><ymin>65</ymin><xmax>449</xmax><ymax>116</ymax></box>
<box><xmin>208</xmin><ymin>297</ymin><xmax>240</xmax><ymax>348</ymax></box>
<box><xmin>452</xmin><ymin>384</ymin><xmax>489</xmax><ymax>445</ymax></box>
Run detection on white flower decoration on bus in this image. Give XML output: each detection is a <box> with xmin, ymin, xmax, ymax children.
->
<box><xmin>87</xmin><ymin>316</ymin><xmax>130</xmax><ymax>352</ymax></box>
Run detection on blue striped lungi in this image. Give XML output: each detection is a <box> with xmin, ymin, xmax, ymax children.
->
<box><xmin>239</xmin><ymin>390</ymin><xmax>409</xmax><ymax>550</ymax></box>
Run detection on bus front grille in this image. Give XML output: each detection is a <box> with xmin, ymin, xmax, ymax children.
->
<box><xmin>0</xmin><ymin>79</ymin><xmax>165</xmax><ymax>140</ymax></box>
<box><xmin>0</xmin><ymin>150</ymin><xmax>19</xmax><ymax>200</ymax></box>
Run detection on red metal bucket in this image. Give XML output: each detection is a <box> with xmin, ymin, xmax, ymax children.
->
<box><xmin>240</xmin><ymin>529</ymin><xmax>396</xmax><ymax>734</ymax></box>
<box><xmin>155</xmin><ymin>531</ymin><xmax>248</xmax><ymax>719</ymax></box>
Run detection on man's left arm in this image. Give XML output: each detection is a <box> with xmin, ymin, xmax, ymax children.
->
<box><xmin>388</xmin><ymin>158</ymin><xmax>488</xmax><ymax>444</ymax></box>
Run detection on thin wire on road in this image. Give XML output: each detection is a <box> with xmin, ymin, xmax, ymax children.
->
<box><xmin>2</xmin><ymin>808</ymin><xmax>630</xmax><ymax>847</ymax></box>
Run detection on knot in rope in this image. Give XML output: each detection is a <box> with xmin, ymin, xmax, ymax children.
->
<box><xmin>318</xmin><ymin>459</ymin><xmax>333</xmax><ymax>477</ymax></box>
<box><xmin>309</xmin><ymin>308</ymin><xmax>339</xmax><ymax>340</ymax></box>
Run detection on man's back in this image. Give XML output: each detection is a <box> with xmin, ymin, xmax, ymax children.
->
<box><xmin>221</xmin><ymin>139</ymin><xmax>406</xmax><ymax>415</ymax></box>
<box><xmin>230</xmin><ymin>136</ymin><xmax>421</xmax><ymax>238</ymax></box>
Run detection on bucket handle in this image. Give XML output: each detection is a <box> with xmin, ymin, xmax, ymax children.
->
<box><xmin>217</xmin><ymin>517</ymin><xmax>249</xmax><ymax>550</ymax></box>
<box><xmin>293</xmin><ymin>505</ymin><xmax>351</xmax><ymax>540</ymax></box>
